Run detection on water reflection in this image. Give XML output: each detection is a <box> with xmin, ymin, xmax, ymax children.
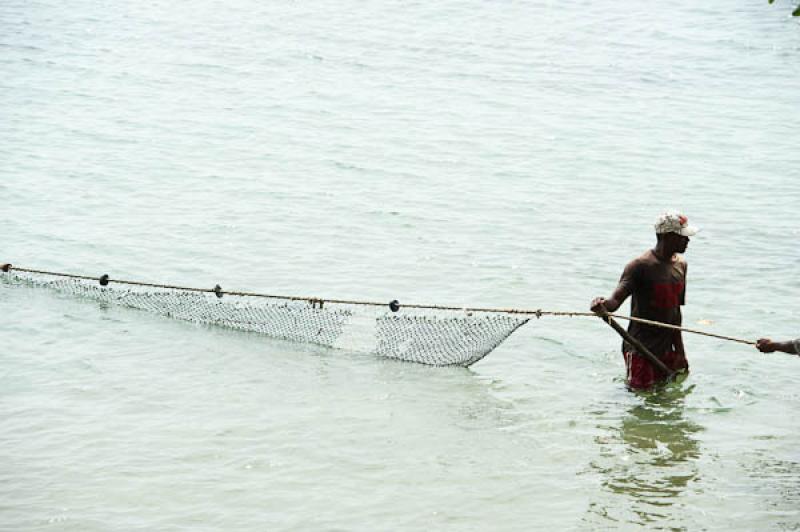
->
<box><xmin>588</xmin><ymin>380</ymin><xmax>704</xmax><ymax>529</ymax></box>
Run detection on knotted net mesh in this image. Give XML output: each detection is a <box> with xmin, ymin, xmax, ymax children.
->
<box><xmin>2</xmin><ymin>270</ymin><xmax>529</xmax><ymax>367</ymax></box>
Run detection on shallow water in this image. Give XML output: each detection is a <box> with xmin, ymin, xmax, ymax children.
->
<box><xmin>1</xmin><ymin>0</ymin><xmax>799</xmax><ymax>529</ymax></box>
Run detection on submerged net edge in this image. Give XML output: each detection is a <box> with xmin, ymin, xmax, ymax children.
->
<box><xmin>375</xmin><ymin>313</ymin><xmax>530</xmax><ymax>367</ymax></box>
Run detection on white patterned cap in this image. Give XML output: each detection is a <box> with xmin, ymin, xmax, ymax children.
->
<box><xmin>654</xmin><ymin>211</ymin><xmax>698</xmax><ymax>236</ymax></box>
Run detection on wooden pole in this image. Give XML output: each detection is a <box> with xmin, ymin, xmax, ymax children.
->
<box><xmin>595</xmin><ymin>304</ymin><xmax>674</xmax><ymax>380</ymax></box>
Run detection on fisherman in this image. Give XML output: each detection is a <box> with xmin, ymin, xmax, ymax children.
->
<box><xmin>756</xmin><ymin>338</ymin><xmax>800</xmax><ymax>355</ymax></box>
<box><xmin>590</xmin><ymin>211</ymin><xmax>699</xmax><ymax>389</ymax></box>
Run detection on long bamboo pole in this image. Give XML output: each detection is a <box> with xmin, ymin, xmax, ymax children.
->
<box><xmin>594</xmin><ymin>304</ymin><xmax>674</xmax><ymax>380</ymax></box>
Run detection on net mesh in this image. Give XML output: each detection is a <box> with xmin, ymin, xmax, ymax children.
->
<box><xmin>2</xmin><ymin>271</ymin><xmax>529</xmax><ymax>367</ymax></box>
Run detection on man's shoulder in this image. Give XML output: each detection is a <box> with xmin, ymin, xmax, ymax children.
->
<box><xmin>625</xmin><ymin>249</ymin><xmax>657</xmax><ymax>269</ymax></box>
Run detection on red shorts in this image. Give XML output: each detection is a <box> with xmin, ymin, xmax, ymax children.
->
<box><xmin>623</xmin><ymin>351</ymin><xmax>689</xmax><ymax>390</ymax></box>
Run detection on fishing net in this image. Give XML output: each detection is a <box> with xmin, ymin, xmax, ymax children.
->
<box><xmin>2</xmin><ymin>270</ymin><xmax>529</xmax><ymax>367</ymax></box>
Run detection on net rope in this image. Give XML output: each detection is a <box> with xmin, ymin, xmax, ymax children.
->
<box><xmin>0</xmin><ymin>265</ymin><xmax>755</xmax><ymax>367</ymax></box>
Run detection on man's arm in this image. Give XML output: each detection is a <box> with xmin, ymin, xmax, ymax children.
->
<box><xmin>591</xmin><ymin>282</ymin><xmax>632</xmax><ymax>313</ymax></box>
<box><xmin>591</xmin><ymin>259</ymin><xmax>638</xmax><ymax>313</ymax></box>
<box><xmin>674</xmin><ymin>261</ymin><xmax>687</xmax><ymax>356</ymax></box>
<box><xmin>673</xmin><ymin>329</ymin><xmax>686</xmax><ymax>357</ymax></box>
<box><xmin>756</xmin><ymin>338</ymin><xmax>800</xmax><ymax>354</ymax></box>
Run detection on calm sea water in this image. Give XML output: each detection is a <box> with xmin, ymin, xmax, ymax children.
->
<box><xmin>2</xmin><ymin>0</ymin><xmax>799</xmax><ymax>530</ymax></box>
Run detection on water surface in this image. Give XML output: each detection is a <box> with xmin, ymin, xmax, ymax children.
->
<box><xmin>1</xmin><ymin>0</ymin><xmax>799</xmax><ymax>529</ymax></box>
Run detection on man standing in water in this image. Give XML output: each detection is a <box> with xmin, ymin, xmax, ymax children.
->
<box><xmin>591</xmin><ymin>211</ymin><xmax>699</xmax><ymax>389</ymax></box>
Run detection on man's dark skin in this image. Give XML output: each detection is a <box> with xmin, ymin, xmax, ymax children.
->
<box><xmin>590</xmin><ymin>232</ymin><xmax>691</xmax><ymax>358</ymax></box>
<box><xmin>756</xmin><ymin>339</ymin><xmax>797</xmax><ymax>354</ymax></box>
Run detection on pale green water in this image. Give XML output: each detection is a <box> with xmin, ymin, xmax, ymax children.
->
<box><xmin>1</xmin><ymin>0</ymin><xmax>799</xmax><ymax>530</ymax></box>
